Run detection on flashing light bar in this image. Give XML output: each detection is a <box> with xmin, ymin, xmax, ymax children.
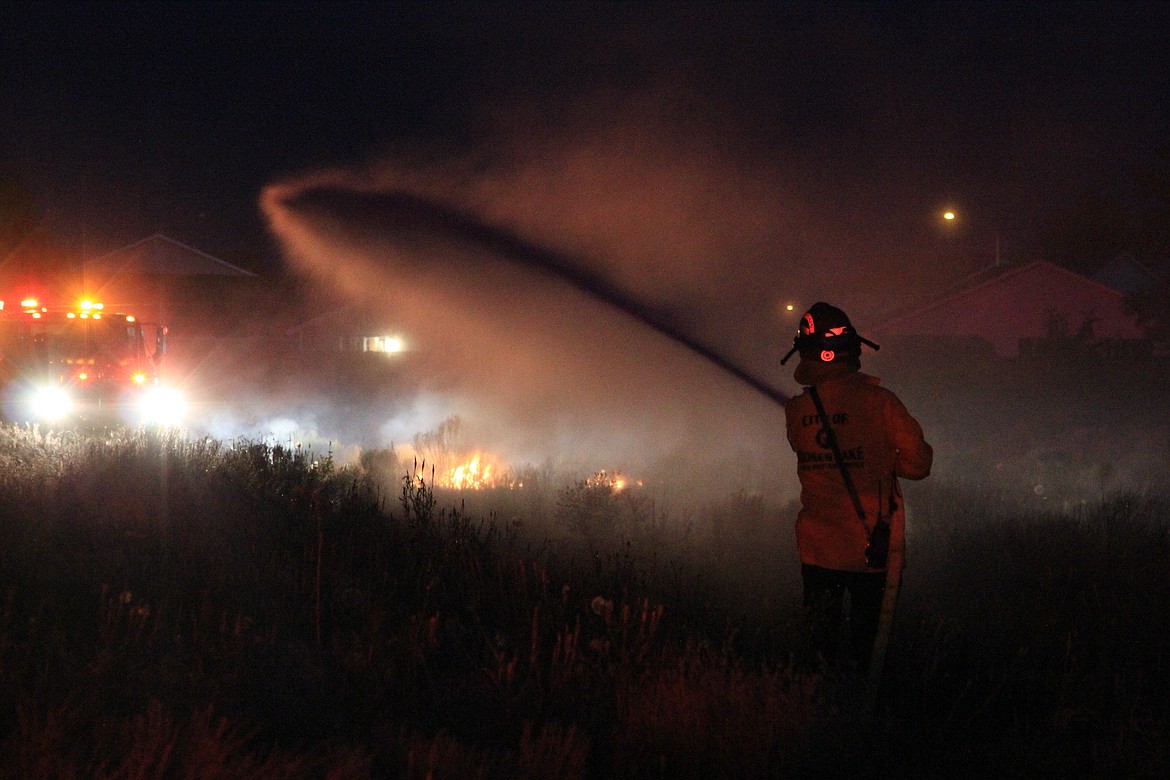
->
<box><xmin>11</xmin><ymin>299</ymin><xmax>120</xmax><ymax>317</ymax></box>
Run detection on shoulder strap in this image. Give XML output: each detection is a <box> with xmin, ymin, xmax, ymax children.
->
<box><xmin>808</xmin><ymin>384</ymin><xmax>868</xmax><ymax>525</ymax></box>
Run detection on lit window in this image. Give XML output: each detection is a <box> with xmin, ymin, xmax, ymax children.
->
<box><xmin>365</xmin><ymin>335</ymin><xmax>404</xmax><ymax>353</ymax></box>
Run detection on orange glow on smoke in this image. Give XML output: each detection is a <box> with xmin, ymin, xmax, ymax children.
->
<box><xmin>416</xmin><ymin>453</ymin><xmax>641</xmax><ymax>493</ymax></box>
<box><xmin>586</xmin><ymin>470</ymin><xmax>643</xmax><ymax>492</ymax></box>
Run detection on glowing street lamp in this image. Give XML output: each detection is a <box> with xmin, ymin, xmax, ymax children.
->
<box><xmin>778</xmin><ymin>300</ymin><xmax>800</xmax><ymax>323</ymax></box>
<box><xmin>941</xmin><ymin>209</ymin><xmax>1000</xmax><ymax>267</ymax></box>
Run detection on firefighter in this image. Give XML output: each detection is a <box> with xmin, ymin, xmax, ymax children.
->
<box><xmin>783</xmin><ymin>302</ymin><xmax>932</xmax><ymax>671</ymax></box>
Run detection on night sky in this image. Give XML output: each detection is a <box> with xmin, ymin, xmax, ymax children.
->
<box><xmin>3</xmin><ymin>2</ymin><xmax>1170</xmax><ymax>466</ymax></box>
<box><xmin>4</xmin><ymin>2</ymin><xmax>1168</xmax><ymax>269</ymax></box>
<box><xmin>0</xmin><ymin>0</ymin><xmax>1166</xmax><ymax>510</ymax></box>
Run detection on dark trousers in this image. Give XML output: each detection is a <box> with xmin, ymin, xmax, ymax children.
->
<box><xmin>801</xmin><ymin>564</ymin><xmax>886</xmax><ymax>671</ymax></box>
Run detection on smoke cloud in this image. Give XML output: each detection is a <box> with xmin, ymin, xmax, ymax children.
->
<box><xmin>255</xmin><ymin>102</ymin><xmax>847</xmax><ymax>499</ymax></box>
<box><xmin>189</xmin><ymin>6</ymin><xmax>1164</xmax><ymax>512</ymax></box>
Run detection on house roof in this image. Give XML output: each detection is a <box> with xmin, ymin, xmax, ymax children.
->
<box><xmin>285</xmin><ymin>301</ymin><xmax>399</xmax><ymax>337</ymax></box>
<box><xmin>871</xmin><ymin>259</ymin><xmax>1145</xmax><ymax>355</ymax></box>
<box><xmin>85</xmin><ymin>233</ymin><xmax>256</xmax><ymax>277</ymax></box>
<box><xmin>874</xmin><ymin>260</ymin><xmax>1126</xmax><ymax>331</ymax></box>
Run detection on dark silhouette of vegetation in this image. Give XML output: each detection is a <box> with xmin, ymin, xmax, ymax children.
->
<box><xmin>0</xmin><ymin>425</ymin><xmax>1168</xmax><ymax>777</ymax></box>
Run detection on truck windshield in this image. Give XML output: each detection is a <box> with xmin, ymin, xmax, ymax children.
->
<box><xmin>32</xmin><ymin>319</ymin><xmax>142</xmax><ymax>365</ymax></box>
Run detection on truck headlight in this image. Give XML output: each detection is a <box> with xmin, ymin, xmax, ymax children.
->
<box><xmin>139</xmin><ymin>386</ymin><xmax>186</xmax><ymax>425</ymax></box>
<box><xmin>29</xmin><ymin>386</ymin><xmax>74</xmax><ymax>421</ymax></box>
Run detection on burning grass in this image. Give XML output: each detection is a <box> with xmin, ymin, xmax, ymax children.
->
<box><xmin>0</xmin><ymin>424</ymin><xmax>1168</xmax><ymax>777</ymax></box>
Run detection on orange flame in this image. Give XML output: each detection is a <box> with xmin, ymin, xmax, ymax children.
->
<box><xmin>448</xmin><ymin>454</ymin><xmax>494</xmax><ymax>490</ymax></box>
<box><xmin>586</xmin><ymin>470</ymin><xmax>643</xmax><ymax>492</ymax></box>
<box><xmin>417</xmin><ymin>452</ymin><xmax>508</xmax><ymax>490</ymax></box>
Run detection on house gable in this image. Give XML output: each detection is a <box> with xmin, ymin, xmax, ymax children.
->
<box><xmin>80</xmin><ymin>234</ymin><xmax>260</xmax><ymax>337</ymax></box>
<box><xmin>85</xmin><ymin>233</ymin><xmax>256</xmax><ymax>278</ymax></box>
<box><xmin>873</xmin><ymin>261</ymin><xmax>1145</xmax><ymax>356</ymax></box>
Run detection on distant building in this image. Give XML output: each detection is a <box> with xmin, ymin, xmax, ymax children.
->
<box><xmin>85</xmin><ymin>233</ymin><xmax>256</xmax><ymax>280</ymax></box>
<box><xmin>872</xmin><ymin>260</ymin><xmax>1146</xmax><ymax>358</ymax></box>
<box><xmin>82</xmin><ymin>233</ymin><xmax>258</xmax><ymax>336</ymax></box>
<box><xmin>286</xmin><ymin>301</ymin><xmax>412</xmax><ymax>355</ymax></box>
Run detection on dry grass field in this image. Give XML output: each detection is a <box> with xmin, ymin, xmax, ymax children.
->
<box><xmin>0</xmin><ymin>425</ymin><xmax>1167</xmax><ymax>778</ymax></box>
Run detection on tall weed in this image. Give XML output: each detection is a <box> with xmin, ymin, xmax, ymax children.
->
<box><xmin>1</xmin><ymin>424</ymin><xmax>1169</xmax><ymax>777</ymax></box>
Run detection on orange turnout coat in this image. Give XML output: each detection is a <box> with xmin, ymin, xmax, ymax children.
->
<box><xmin>785</xmin><ymin>360</ymin><xmax>933</xmax><ymax>573</ymax></box>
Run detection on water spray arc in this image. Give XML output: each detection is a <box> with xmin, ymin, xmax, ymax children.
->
<box><xmin>276</xmin><ymin>187</ymin><xmax>792</xmax><ymax>407</ymax></box>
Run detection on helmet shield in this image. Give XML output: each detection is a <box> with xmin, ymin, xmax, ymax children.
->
<box><xmin>796</xmin><ymin>302</ymin><xmax>860</xmax><ymax>363</ymax></box>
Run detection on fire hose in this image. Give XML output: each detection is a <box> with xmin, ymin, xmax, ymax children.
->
<box><xmin>277</xmin><ymin>188</ymin><xmax>793</xmax><ymax>407</ymax></box>
<box><xmin>279</xmin><ymin>187</ymin><xmax>905</xmax><ymax>707</ymax></box>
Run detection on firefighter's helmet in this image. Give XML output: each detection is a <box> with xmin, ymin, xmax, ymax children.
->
<box><xmin>780</xmin><ymin>301</ymin><xmax>878</xmax><ymax>365</ymax></box>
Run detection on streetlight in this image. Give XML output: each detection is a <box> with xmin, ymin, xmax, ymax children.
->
<box><xmin>941</xmin><ymin>209</ymin><xmax>1001</xmax><ymax>267</ymax></box>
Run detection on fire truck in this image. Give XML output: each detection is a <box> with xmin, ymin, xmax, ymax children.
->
<box><xmin>0</xmin><ymin>296</ymin><xmax>185</xmax><ymax>426</ymax></box>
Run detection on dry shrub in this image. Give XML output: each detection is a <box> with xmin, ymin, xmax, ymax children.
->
<box><xmin>615</xmin><ymin>643</ymin><xmax>815</xmax><ymax>778</ymax></box>
<box><xmin>392</xmin><ymin>721</ymin><xmax>588</xmax><ymax>780</ymax></box>
<box><xmin>2</xmin><ymin>698</ymin><xmax>371</xmax><ymax>779</ymax></box>
<box><xmin>517</xmin><ymin>721</ymin><xmax>589</xmax><ymax>778</ymax></box>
